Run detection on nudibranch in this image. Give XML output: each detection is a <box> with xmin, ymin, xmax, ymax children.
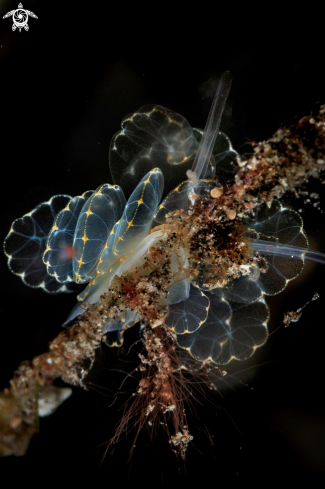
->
<box><xmin>1</xmin><ymin>72</ymin><xmax>325</xmax><ymax>458</ymax></box>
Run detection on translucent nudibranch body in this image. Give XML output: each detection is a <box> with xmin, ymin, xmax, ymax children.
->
<box><xmin>2</xmin><ymin>73</ymin><xmax>325</xmax><ymax>460</ymax></box>
<box><xmin>3</xmin><ymin>72</ymin><xmax>325</xmax><ymax>366</ymax></box>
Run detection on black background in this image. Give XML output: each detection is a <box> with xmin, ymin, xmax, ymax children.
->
<box><xmin>0</xmin><ymin>1</ymin><xmax>325</xmax><ymax>487</ymax></box>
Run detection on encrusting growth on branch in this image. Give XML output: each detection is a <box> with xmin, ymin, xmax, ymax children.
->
<box><xmin>232</xmin><ymin>108</ymin><xmax>325</xmax><ymax>209</ymax></box>
<box><xmin>0</xmin><ymin>312</ymin><xmax>102</xmax><ymax>456</ymax></box>
<box><xmin>1</xmin><ymin>106</ymin><xmax>324</xmax><ymax>458</ymax></box>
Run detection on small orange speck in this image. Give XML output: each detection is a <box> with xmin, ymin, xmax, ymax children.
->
<box><xmin>211</xmin><ymin>187</ymin><xmax>223</xmax><ymax>199</ymax></box>
<box><xmin>226</xmin><ymin>209</ymin><xmax>236</xmax><ymax>220</ymax></box>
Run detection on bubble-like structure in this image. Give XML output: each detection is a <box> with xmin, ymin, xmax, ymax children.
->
<box><xmin>96</xmin><ymin>168</ymin><xmax>164</xmax><ymax>277</ymax></box>
<box><xmin>176</xmin><ymin>292</ymin><xmax>269</xmax><ymax>365</ymax></box>
<box><xmin>72</xmin><ymin>184</ymin><xmax>126</xmax><ymax>283</ymax></box>
<box><xmin>245</xmin><ymin>199</ymin><xmax>308</xmax><ymax>295</ymax></box>
<box><xmin>165</xmin><ymin>285</ymin><xmax>210</xmax><ymax>334</ymax></box>
<box><xmin>3</xmin><ymin>195</ymin><xmax>75</xmax><ymax>293</ymax></box>
<box><xmin>43</xmin><ymin>190</ymin><xmax>94</xmax><ymax>283</ymax></box>
<box><xmin>109</xmin><ymin>104</ymin><xmax>239</xmax><ymax>199</ymax></box>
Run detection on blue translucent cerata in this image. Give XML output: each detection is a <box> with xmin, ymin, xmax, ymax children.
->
<box><xmin>72</xmin><ymin>184</ymin><xmax>126</xmax><ymax>283</ymax></box>
<box><xmin>43</xmin><ymin>190</ymin><xmax>94</xmax><ymax>283</ymax></box>
<box><xmin>4</xmin><ymin>194</ymin><xmax>76</xmax><ymax>293</ymax></box>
